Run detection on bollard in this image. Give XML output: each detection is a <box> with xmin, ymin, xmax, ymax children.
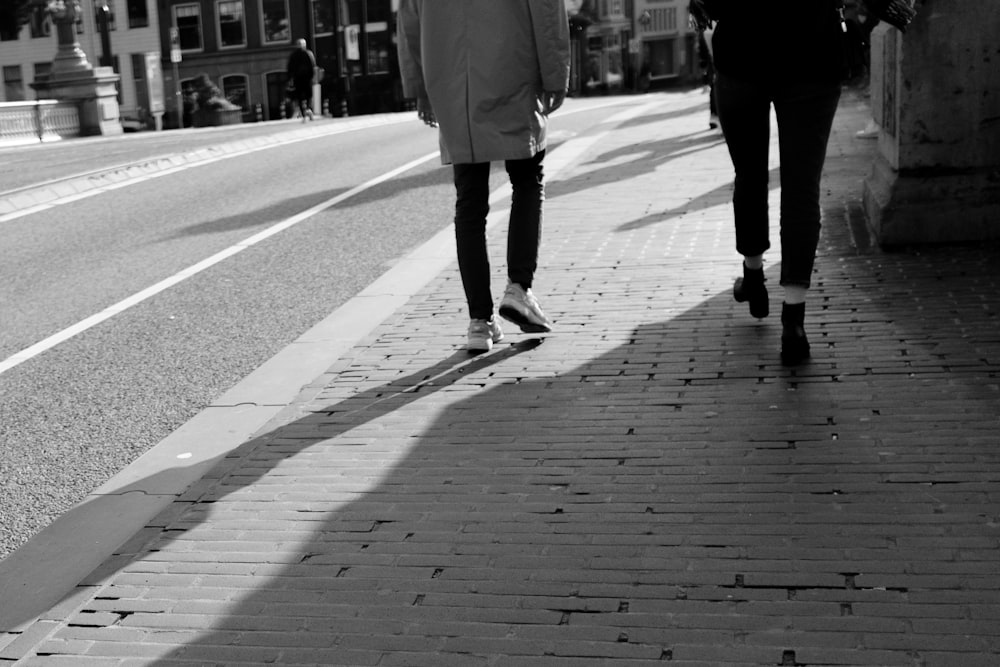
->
<box><xmin>279</xmin><ymin>102</ymin><xmax>286</xmax><ymax>119</ymax></box>
<box><xmin>322</xmin><ymin>98</ymin><xmax>329</xmax><ymax>117</ymax></box>
<box><xmin>255</xmin><ymin>104</ymin><xmax>263</xmax><ymax>122</ymax></box>
<box><xmin>339</xmin><ymin>99</ymin><xmax>348</xmax><ymax>117</ymax></box>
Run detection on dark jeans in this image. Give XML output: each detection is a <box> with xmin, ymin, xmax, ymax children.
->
<box><xmin>453</xmin><ymin>151</ymin><xmax>545</xmax><ymax>321</ymax></box>
<box><xmin>716</xmin><ymin>74</ymin><xmax>841</xmax><ymax>288</ymax></box>
<box><xmin>293</xmin><ymin>79</ymin><xmax>312</xmax><ymax>116</ymax></box>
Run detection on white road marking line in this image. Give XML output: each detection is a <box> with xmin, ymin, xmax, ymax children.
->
<box><xmin>1</xmin><ymin>96</ymin><xmax>673</xmax><ymax>377</ymax></box>
<box><xmin>0</xmin><ymin>115</ymin><xmax>414</xmax><ymax>225</ymax></box>
<box><xmin>0</xmin><ymin>151</ymin><xmax>441</xmax><ymax>377</ymax></box>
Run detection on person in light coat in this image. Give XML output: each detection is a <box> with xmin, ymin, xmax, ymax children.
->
<box><xmin>397</xmin><ymin>0</ymin><xmax>571</xmax><ymax>353</ymax></box>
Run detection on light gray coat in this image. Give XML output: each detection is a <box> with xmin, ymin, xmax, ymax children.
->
<box><xmin>397</xmin><ymin>0</ymin><xmax>570</xmax><ymax>165</ymax></box>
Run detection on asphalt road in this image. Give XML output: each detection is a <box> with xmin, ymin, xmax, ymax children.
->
<box><xmin>0</xmin><ymin>97</ymin><xmax>648</xmax><ymax>560</ymax></box>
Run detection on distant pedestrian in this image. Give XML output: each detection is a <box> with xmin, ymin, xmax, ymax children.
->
<box><xmin>286</xmin><ymin>38</ymin><xmax>316</xmax><ymax>121</ymax></box>
<box><xmin>397</xmin><ymin>0</ymin><xmax>571</xmax><ymax>353</ymax></box>
<box><xmin>697</xmin><ymin>25</ymin><xmax>719</xmax><ymax>130</ymax></box>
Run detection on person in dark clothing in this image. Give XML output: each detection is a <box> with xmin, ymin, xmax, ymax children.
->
<box><xmin>696</xmin><ymin>26</ymin><xmax>719</xmax><ymax>130</ymax></box>
<box><xmin>687</xmin><ymin>1</ymin><xmax>843</xmax><ymax>366</ymax></box>
<box><xmin>691</xmin><ymin>0</ymin><xmax>916</xmax><ymax>366</ymax></box>
<box><xmin>286</xmin><ymin>38</ymin><xmax>316</xmax><ymax>121</ymax></box>
<box><xmin>714</xmin><ymin>1</ymin><xmax>843</xmax><ymax>366</ymax></box>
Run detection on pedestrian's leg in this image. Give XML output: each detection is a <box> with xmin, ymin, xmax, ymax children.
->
<box><xmin>498</xmin><ymin>150</ymin><xmax>552</xmax><ymax>333</ymax></box>
<box><xmin>453</xmin><ymin>162</ymin><xmax>494</xmax><ymax>322</ymax></box>
<box><xmin>773</xmin><ymin>81</ymin><xmax>841</xmax><ymax>364</ymax></box>
<box><xmin>504</xmin><ymin>150</ymin><xmax>545</xmax><ymax>289</ymax></box>
<box><xmin>716</xmin><ymin>74</ymin><xmax>773</xmax><ymax>262</ymax></box>
<box><xmin>774</xmin><ymin>82</ymin><xmax>841</xmax><ymax>292</ymax></box>
<box><xmin>716</xmin><ymin>73</ymin><xmax>773</xmax><ymax>318</ymax></box>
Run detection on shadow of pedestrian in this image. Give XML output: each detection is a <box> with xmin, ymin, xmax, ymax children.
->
<box><xmin>548</xmin><ymin>131</ymin><xmax>727</xmax><ymax>202</ymax></box>
<box><xmin>32</xmin><ymin>241</ymin><xmax>999</xmax><ymax>664</ymax></box>
<box><xmin>613</xmin><ymin>166</ymin><xmax>782</xmax><ymax>233</ymax></box>
<box><xmin>164</xmin><ymin>167</ymin><xmax>451</xmax><ymax>240</ymax></box>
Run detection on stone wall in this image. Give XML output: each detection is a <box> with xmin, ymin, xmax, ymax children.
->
<box><xmin>864</xmin><ymin>1</ymin><xmax>1000</xmax><ymax>245</ymax></box>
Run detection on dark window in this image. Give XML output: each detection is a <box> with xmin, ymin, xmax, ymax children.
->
<box><xmin>221</xmin><ymin>74</ymin><xmax>248</xmax><ymax>109</ymax></box>
<box><xmin>127</xmin><ymin>0</ymin><xmax>149</xmax><ymax>28</ymax></box>
<box><xmin>29</xmin><ymin>6</ymin><xmax>52</xmax><ymax>38</ymax></box>
<box><xmin>218</xmin><ymin>0</ymin><xmax>245</xmax><ymax>48</ymax></box>
<box><xmin>3</xmin><ymin>65</ymin><xmax>25</xmax><ymax>101</ymax></box>
<box><xmin>34</xmin><ymin>62</ymin><xmax>51</xmax><ymax>85</ymax></box>
<box><xmin>1</xmin><ymin>22</ymin><xmax>19</xmax><ymax>40</ymax></box>
<box><xmin>312</xmin><ymin>0</ymin><xmax>332</xmax><ymax>36</ymax></box>
<box><xmin>131</xmin><ymin>52</ymin><xmax>149</xmax><ymax>112</ymax></box>
<box><xmin>367</xmin><ymin>1</ymin><xmax>389</xmax><ymax>23</ymax></box>
<box><xmin>262</xmin><ymin>0</ymin><xmax>289</xmax><ymax>43</ymax></box>
<box><xmin>175</xmin><ymin>4</ymin><xmax>202</xmax><ymax>50</ymax></box>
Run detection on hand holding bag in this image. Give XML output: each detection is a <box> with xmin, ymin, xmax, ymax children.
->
<box><xmin>866</xmin><ymin>0</ymin><xmax>918</xmax><ymax>32</ymax></box>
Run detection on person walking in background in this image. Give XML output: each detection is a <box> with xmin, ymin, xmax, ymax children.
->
<box><xmin>696</xmin><ymin>23</ymin><xmax>719</xmax><ymax>130</ymax></box>
<box><xmin>286</xmin><ymin>38</ymin><xmax>316</xmax><ymax>121</ymax></box>
<box><xmin>397</xmin><ymin>0</ymin><xmax>571</xmax><ymax>353</ymax></box>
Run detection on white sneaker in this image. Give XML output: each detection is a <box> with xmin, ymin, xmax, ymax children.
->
<box><xmin>467</xmin><ymin>317</ymin><xmax>504</xmax><ymax>352</ymax></box>
<box><xmin>499</xmin><ymin>282</ymin><xmax>552</xmax><ymax>333</ymax></box>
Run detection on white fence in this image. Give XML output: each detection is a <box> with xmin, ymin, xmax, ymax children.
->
<box><xmin>0</xmin><ymin>100</ymin><xmax>80</xmax><ymax>146</ymax></box>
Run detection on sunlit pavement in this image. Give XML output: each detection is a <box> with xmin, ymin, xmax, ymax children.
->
<box><xmin>3</xmin><ymin>90</ymin><xmax>999</xmax><ymax>666</ymax></box>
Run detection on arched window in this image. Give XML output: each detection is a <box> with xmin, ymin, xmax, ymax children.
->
<box><xmin>221</xmin><ymin>74</ymin><xmax>249</xmax><ymax>111</ymax></box>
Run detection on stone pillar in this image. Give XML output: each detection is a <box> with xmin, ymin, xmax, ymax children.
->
<box><xmin>30</xmin><ymin>0</ymin><xmax>122</xmax><ymax>137</ymax></box>
<box><xmin>863</xmin><ymin>1</ymin><xmax>1000</xmax><ymax>246</ymax></box>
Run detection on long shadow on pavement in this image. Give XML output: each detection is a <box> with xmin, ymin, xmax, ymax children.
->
<box><xmin>31</xmin><ymin>242</ymin><xmax>999</xmax><ymax>665</ymax></box>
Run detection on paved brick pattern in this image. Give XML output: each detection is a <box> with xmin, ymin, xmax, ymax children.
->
<box><xmin>4</xmin><ymin>92</ymin><xmax>999</xmax><ymax>666</ymax></box>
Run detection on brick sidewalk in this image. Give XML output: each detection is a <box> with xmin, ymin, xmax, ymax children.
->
<box><xmin>3</xmin><ymin>91</ymin><xmax>999</xmax><ymax>666</ymax></box>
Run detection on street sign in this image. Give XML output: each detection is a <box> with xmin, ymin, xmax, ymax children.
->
<box><xmin>345</xmin><ymin>25</ymin><xmax>360</xmax><ymax>61</ymax></box>
<box><xmin>145</xmin><ymin>52</ymin><xmax>165</xmax><ymax>114</ymax></box>
<box><xmin>169</xmin><ymin>26</ymin><xmax>182</xmax><ymax>63</ymax></box>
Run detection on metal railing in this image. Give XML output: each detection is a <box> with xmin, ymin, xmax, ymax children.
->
<box><xmin>0</xmin><ymin>100</ymin><xmax>81</xmax><ymax>146</ymax></box>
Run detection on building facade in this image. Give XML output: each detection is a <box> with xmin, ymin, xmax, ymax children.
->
<box><xmin>1</xmin><ymin>0</ymin><xmax>403</xmax><ymax>132</ymax></box>
<box><xmin>568</xmin><ymin>0</ymin><xmax>696</xmax><ymax>96</ymax></box>
<box><xmin>0</xmin><ymin>0</ymin><xmax>162</xmax><ymax>127</ymax></box>
<box><xmin>633</xmin><ymin>0</ymin><xmax>695</xmax><ymax>88</ymax></box>
<box><xmin>158</xmin><ymin>0</ymin><xmax>402</xmax><ymax>126</ymax></box>
<box><xmin>568</xmin><ymin>0</ymin><xmax>631</xmax><ymax>95</ymax></box>
<box><xmin>4</xmin><ymin>1</ymin><xmax>699</xmax><ymax>134</ymax></box>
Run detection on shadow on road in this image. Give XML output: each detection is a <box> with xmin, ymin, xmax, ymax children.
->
<box><xmin>21</xmin><ymin>244</ymin><xmax>997</xmax><ymax>664</ymax></box>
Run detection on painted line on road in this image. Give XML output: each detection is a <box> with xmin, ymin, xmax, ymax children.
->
<box><xmin>0</xmin><ymin>150</ymin><xmax>442</xmax><ymax>377</ymax></box>
<box><xmin>0</xmin><ymin>98</ymin><xmax>675</xmax><ymax>634</ymax></box>
<box><xmin>0</xmin><ymin>96</ymin><xmax>660</xmax><ymax>225</ymax></box>
<box><xmin>0</xmin><ymin>96</ymin><xmax>668</xmax><ymax>378</ymax></box>
<box><xmin>0</xmin><ymin>114</ymin><xmax>415</xmax><ymax>224</ymax></box>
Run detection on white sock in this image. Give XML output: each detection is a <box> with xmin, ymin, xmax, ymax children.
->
<box><xmin>784</xmin><ymin>286</ymin><xmax>807</xmax><ymax>305</ymax></box>
<box><xmin>743</xmin><ymin>255</ymin><xmax>764</xmax><ymax>270</ymax></box>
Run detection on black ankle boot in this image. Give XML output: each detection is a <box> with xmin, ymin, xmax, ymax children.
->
<box><xmin>781</xmin><ymin>302</ymin><xmax>810</xmax><ymax>366</ymax></box>
<box><xmin>733</xmin><ymin>264</ymin><xmax>769</xmax><ymax>319</ymax></box>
